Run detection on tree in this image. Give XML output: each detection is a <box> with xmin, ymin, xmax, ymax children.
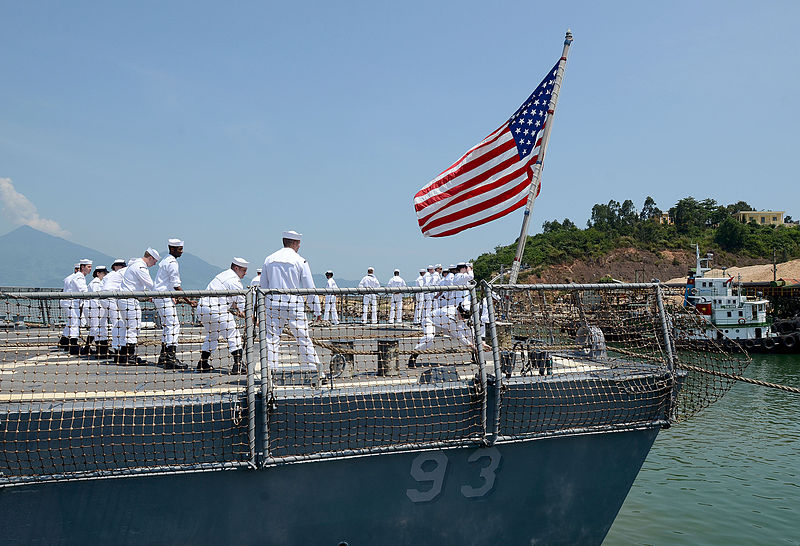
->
<box><xmin>714</xmin><ymin>216</ymin><xmax>746</xmax><ymax>251</ymax></box>
<box><xmin>640</xmin><ymin>196</ymin><xmax>661</xmax><ymax>221</ymax></box>
<box><xmin>725</xmin><ymin>201</ymin><xmax>752</xmax><ymax>215</ymax></box>
<box><xmin>671</xmin><ymin>197</ymin><xmax>705</xmax><ymax>234</ymax></box>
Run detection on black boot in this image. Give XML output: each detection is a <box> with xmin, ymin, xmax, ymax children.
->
<box><xmin>157</xmin><ymin>343</ymin><xmax>167</xmax><ymax>366</ymax></box>
<box><xmin>197</xmin><ymin>350</ymin><xmax>212</xmax><ymax>372</ymax></box>
<box><xmin>164</xmin><ymin>345</ymin><xmax>188</xmax><ymax>370</ymax></box>
<box><xmin>127</xmin><ymin>343</ymin><xmax>148</xmax><ymax>366</ymax></box>
<box><xmin>96</xmin><ymin>340</ymin><xmax>109</xmax><ymax>358</ymax></box>
<box><xmin>68</xmin><ymin>338</ymin><xmax>80</xmax><ymax>355</ymax></box>
<box><xmin>80</xmin><ymin>336</ymin><xmax>95</xmax><ymax>356</ymax></box>
<box><xmin>230</xmin><ymin>349</ymin><xmax>245</xmax><ymax>375</ymax></box>
<box><xmin>113</xmin><ymin>344</ymin><xmax>128</xmax><ymax>365</ymax></box>
<box><xmin>58</xmin><ymin>335</ymin><xmax>69</xmax><ymax>350</ymax></box>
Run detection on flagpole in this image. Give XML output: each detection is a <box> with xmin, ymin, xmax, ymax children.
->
<box><xmin>508</xmin><ymin>29</ymin><xmax>573</xmax><ymax>284</ymax></box>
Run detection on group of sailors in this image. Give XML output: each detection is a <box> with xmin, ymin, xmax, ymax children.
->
<box><xmin>57</xmin><ymin>238</ymin><xmax>251</xmax><ymax>375</ymax></box>
<box><xmin>58</xmin><ymin>230</ymin><xmax>482</xmax><ymax>379</ymax></box>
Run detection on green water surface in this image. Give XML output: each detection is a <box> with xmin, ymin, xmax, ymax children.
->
<box><xmin>605</xmin><ymin>353</ymin><xmax>800</xmax><ymax>545</ymax></box>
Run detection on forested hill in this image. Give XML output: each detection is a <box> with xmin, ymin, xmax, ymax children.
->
<box><xmin>472</xmin><ymin>197</ymin><xmax>800</xmax><ymax>283</ymax></box>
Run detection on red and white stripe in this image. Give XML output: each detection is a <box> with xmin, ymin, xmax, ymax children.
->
<box><xmin>414</xmin><ymin>124</ymin><xmax>542</xmax><ymax>238</ymax></box>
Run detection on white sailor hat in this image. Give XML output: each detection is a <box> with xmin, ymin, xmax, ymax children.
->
<box><xmin>457</xmin><ymin>262</ymin><xmax>468</xmax><ymax>268</ymax></box>
<box><xmin>146</xmin><ymin>248</ymin><xmax>161</xmax><ymax>262</ymax></box>
<box><xmin>95</xmin><ymin>265</ymin><xmax>108</xmax><ymax>272</ymax></box>
<box><xmin>257</xmin><ymin>268</ymin><xmax>262</xmax><ymax>274</ymax></box>
<box><xmin>232</xmin><ymin>257</ymin><xmax>249</xmax><ymax>268</ymax></box>
<box><xmin>168</xmin><ymin>238</ymin><xmax>184</xmax><ymax>247</ymax></box>
<box><xmin>449</xmin><ymin>264</ymin><xmax>456</xmax><ymax>270</ymax></box>
<box><xmin>325</xmin><ymin>270</ymin><xmax>334</xmax><ymax>275</ymax></box>
<box><xmin>282</xmin><ymin>230</ymin><xmax>302</xmax><ymax>241</ymax></box>
<box><xmin>435</xmin><ymin>263</ymin><xmax>442</xmax><ymax>269</ymax></box>
<box><xmin>367</xmin><ymin>266</ymin><xmax>374</xmax><ymax>272</ymax></box>
<box><xmin>112</xmin><ymin>258</ymin><xmax>126</xmax><ymax>267</ymax></box>
<box><xmin>73</xmin><ymin>263</ymin><xmax>79</xmax><ymax>268</ymax></box>
<box><xmin>419</xmin><ymin>268</ymin><xmax>425</xmax><ymax>273</ymax></box>
<box><xmin>394</xmin><ymin>269</ymin><xmax>400</xmax><ymax>274</ymax></box>
<box><xmin>427</xmin><ymin>265</ymin><xmax>434</xmax><ymax>270</ymax></box>
<box><xmin>79</xmin><ymin>259</ymin><xmax>93</xmax><ymax>266</ymax></box>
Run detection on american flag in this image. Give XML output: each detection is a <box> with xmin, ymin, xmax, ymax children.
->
<box><xmin>414</xmin><ymin>60</ymin><xmax>561</xmax><ymax>238</ymax></box>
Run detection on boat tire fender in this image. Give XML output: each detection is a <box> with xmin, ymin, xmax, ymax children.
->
<box><xmin>738</xmin><ymin>318</ymin><xmax>746</xmax><ymax>325</ymax></box>
<box><xmin>743</xmin><ymin>339</ymin><xmax>755</xmax><ymax>349</ymax></box>
<box><xmin>763</xmin><ymin>338</ymin><xmax>776</xmax><ymax>351</ymax></box>
<box><xmin>782</xmin><ymin>334</ymin><xmax>796</xmax><ymax>350</ymax></box>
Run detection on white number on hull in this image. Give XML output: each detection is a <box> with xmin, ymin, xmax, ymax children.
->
<box><xmin>406</xmin><ymin>451</ymin><xmax>448</xmax><ymax>502</ymax></box>
<box><xmin>460</xmin><ymin>447</ymin><xmax>501</xmax><ymax>498</ymax></box>
<box><xmin>406</xmin><ymin>448</ymin><xmax>502</xmax><ymax>502</ymax></box>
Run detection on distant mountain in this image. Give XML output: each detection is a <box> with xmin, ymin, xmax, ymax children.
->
<box><xmin>0</xmin><ymin>226</ymin><xmax>222</xmax><ymax>289</ymax></box>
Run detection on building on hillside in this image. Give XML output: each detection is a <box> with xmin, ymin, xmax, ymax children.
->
<box><xmin>736</xmin><ymin>210</ymin><xmax>784</xmax><ymax>226</ymax></box>
<box><xmin>657</xmin><ymin>212</ymin><xmax>673</xmax><ymax>225</ymax></box>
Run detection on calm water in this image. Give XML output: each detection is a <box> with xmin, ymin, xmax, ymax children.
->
<box><xmin>605</xmin><ymin>353</ymin><xmax>800</xmax><ymax>545</ymax></box>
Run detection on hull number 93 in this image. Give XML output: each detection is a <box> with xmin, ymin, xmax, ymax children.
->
<box><xmin>405</xmin><ymin>447</ymin><xmax>501</xmax><ymax>503</ymax></box>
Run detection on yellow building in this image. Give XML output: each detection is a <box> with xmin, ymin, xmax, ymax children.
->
<box><xmin>736</xmin><ymin>210</ymin><xmax>784</xmax><ymax>226</ymax></box>
<box><xmin>657</xmin><ymin>212</ymin><xmax>673</xmax><ymax>225</ymax></box>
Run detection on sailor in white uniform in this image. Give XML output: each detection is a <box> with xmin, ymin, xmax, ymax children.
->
<box><xmin>196</xmin><ymin>258</ymin><xmax>249</xmax><ymax>375</ymax></box>
<box><xmin>413</xmin><ymin>268</ymin><xmax>426</xmax><ymax>324</ymax></box>
<box><xmin>153</xmin><ymin>238</ymin><xmax>193</xmax><ymax>370</ymax></box>
<box><xmin>84</xmin><ymin>265</ymin><xmax>108</xmax><ymax>356</ymax></box>
<box><xmin>117</xmin><ymin>248</ymin><xmax>160</xmax><ymax>365</ymax></box>
<box><xmin>100</xmin><ymin>259</ymin><xmax>127</xmax><ymax>359</ymax></box>
<box><xmin>386</xmin><ymin>269</ymin><xmax>407</xmax><ymax>324</ymax></box>
<box><xmin>422</xmin><ymin>265</ymin><xmax>437</xmax><ymax>319</ymax></box>
<box><xmin>250</xmin><ymin>269</ymin><xmax>262</xmax><ymax>287</ymax></box>
<box><xmin>59</xmin><ymin>259</ymin><xmax>92</xmax><ymax>355</ymax></box>
<box><xmin>408</xmin><ymin>300</ymin><xmax>486</xmax><ymax>368</ymax></box>
<box><xmin>451</xmin><ymin>262</ymin><xmax>474</xmax><ymax>309</ymax></box>
<box><xmin>260</xmin><ymin>231</ymin><xmax>324</xmax><ymax>380</ymax></box>
<box><xmin>435</xmin><ymin>264</ymin><xmax>455</xmax><ymax>309</ymax></box>
<box><xmin>58</xmin><ymin>264</ymin><xmax>79</xmax><ymax>350</ymax></box>
<box><xmin>323</xmin><ymin>270</ymin><xmax>339</xmax><ymax>324</ymax></box>
<box><xmin>359</xmin><ymin>267</ymin><xmax>381</xmax><ymax>324</ymax></box>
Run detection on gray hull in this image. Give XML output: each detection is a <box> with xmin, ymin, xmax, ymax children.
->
<box><xmin>1</xmin><ymin>427</ymin><xmax>658</xmax><ymax>545</ymax></box>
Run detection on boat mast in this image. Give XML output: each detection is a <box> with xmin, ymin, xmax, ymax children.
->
<box><xmin>508</xmin><ymin>29</ymin><xmax>573</xmax><ymax>284</ymax></box>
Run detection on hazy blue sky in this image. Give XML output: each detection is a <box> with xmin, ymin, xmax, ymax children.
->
<box><xmin>1</xmin><ymin>1</ymin><xmax>798</xmax><ymax>281</ymax></box>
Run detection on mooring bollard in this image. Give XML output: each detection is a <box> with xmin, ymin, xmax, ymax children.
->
<box><xmin>376</xmin><ymin>339</ymin><xmax>399</xmax><ymax>376</ymax></box>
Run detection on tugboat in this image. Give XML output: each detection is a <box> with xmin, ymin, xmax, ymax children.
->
<box><xmin>682</xmin><ymin>245</ymin><xmax>800</xmax><ymax>353</ymax></box>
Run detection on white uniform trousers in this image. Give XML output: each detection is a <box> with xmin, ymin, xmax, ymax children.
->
<box><xmin>265</xmin><ymin>303</ymin><xmax>320</xmax><ymax>371</ymax></box>
<box><xmin>413</xmin><ymin>312</ymin><xmax>472</xmax><ymax>353</ymax></box>
<box><xmin>323</xmin><ymin>295</ymin><xmax>339</xmax><ymax>324</ymax></box>
<box><xmin>104</xmin><ymin>300</ymin><xmax>124</xmax><ymax>348</ymax></box>
<box><xmin>389</xmin><ymin>294</ymin><xmax>404</xmax><ymax>324</ymax></box>
<box><xmin>87</xmin><ymin>299</ymin><xmax>107</xmax><ymax>339</ymax></box>
<box><xmin>117</xmin><ymin>298</ymin><xmax>141</xmax><ymax>344</ymax></box>
<box><xmin>362</xmin><ymin>294</ymin><xmax>378</xmax><ymax>324</ymax></box>
<box><xmin>414</xmin><ymin>293</ymin><xmax>424</xmax><ymax>324</ymax></box>
<box><xmin>59</xmin><ymin>299</ymin><xmax>80</xmax><ymax>337</ymax></box>
<box><xmin>197</xmin><ymin>304</ymin><xmax>242</xmax><ymax>353</ymax></box>
<box><xmin>154</xmin><ymin>298</ymin><xmax>180</xmax><ymax>345</ymax></box>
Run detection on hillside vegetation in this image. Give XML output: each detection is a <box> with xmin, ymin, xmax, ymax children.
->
<box><xmin>473</xmin><ymin>197</ymin><xmax>800</xmax><ymax>282</ymax></box>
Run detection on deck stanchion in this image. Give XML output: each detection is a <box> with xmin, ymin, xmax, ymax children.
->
<box><xmin>244</xmin><ymin>288</ymin><xmax>257</xmax><ymax>468</ymax></box>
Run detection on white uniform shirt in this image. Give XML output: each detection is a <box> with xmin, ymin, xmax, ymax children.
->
<box><xmin>416</xmin><ymin>274</ymin><xmax>425</xmax><ymax>288</ymax></box>
<box><xmin>358</xmin><ymin>274</ymin><xmax>381</xmax><ymax>290</ymax></box>
<box><xmin>326</xmin><ymin>277</ymin><xmax>338</xmax><ymax>290</ymax></box>
<box><xmin>249</xmin><ymin>274</ymin><xmax>261</xmax><ymax>287</ymax></box>
<box><xmin>88</xmin><ymin>277</ymin><xmax>103</xmax><ymax>293</ymax></box>
<box><xmin>199</xmin><ymin>269</ymin><xmax>245</xmax><ymax>311</ymax></box>
<box><xmin>260</xmin><ymin>247</ymin><xmax>316</xmax><ymax>304</ymax></box>
<box><xmin>153</xmin><ymin>255</ymin><xmax>182</xmax><ymax>292</ymax></box>
<box><xmin>121</xmin><ymin>259</ymin><xmax>154</xmax><ymax>292</ymax></box>
<box><xmin>101</xmin><ymin>268</ymin><xmax>126</xmax><ymax>291</ymax></box>
<box><xmin>63</xmin><ymin>272</ymin><xmax>88</xmax><ymax>293</ymax></box>
<box><xmin>386</xmin><ymin>275</ymin><xmax>406</xmax><ymax>289</ymax></box>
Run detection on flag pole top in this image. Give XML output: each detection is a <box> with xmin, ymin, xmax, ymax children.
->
<box><xmin>565</xmin><ymin>29</ymin><xmax>573</xmax><ymax>44</ymax></box>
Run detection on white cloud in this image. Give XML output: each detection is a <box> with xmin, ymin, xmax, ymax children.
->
<box><xmin>0</xmin><ymin>177</ymin><xmax>70</xmax><ymax>237</ymax></box>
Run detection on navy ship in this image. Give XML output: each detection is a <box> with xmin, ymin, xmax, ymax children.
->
<box><xmin>1</xmin><ymin>281</ymin><xmax>741</xmax><ymax>544</ymax></box>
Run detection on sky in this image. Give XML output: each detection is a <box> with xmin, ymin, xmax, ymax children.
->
<box><xmin>1</xmin><ymin>1</ymin><xmax>798</xmax><ymax>282</ymax></box>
